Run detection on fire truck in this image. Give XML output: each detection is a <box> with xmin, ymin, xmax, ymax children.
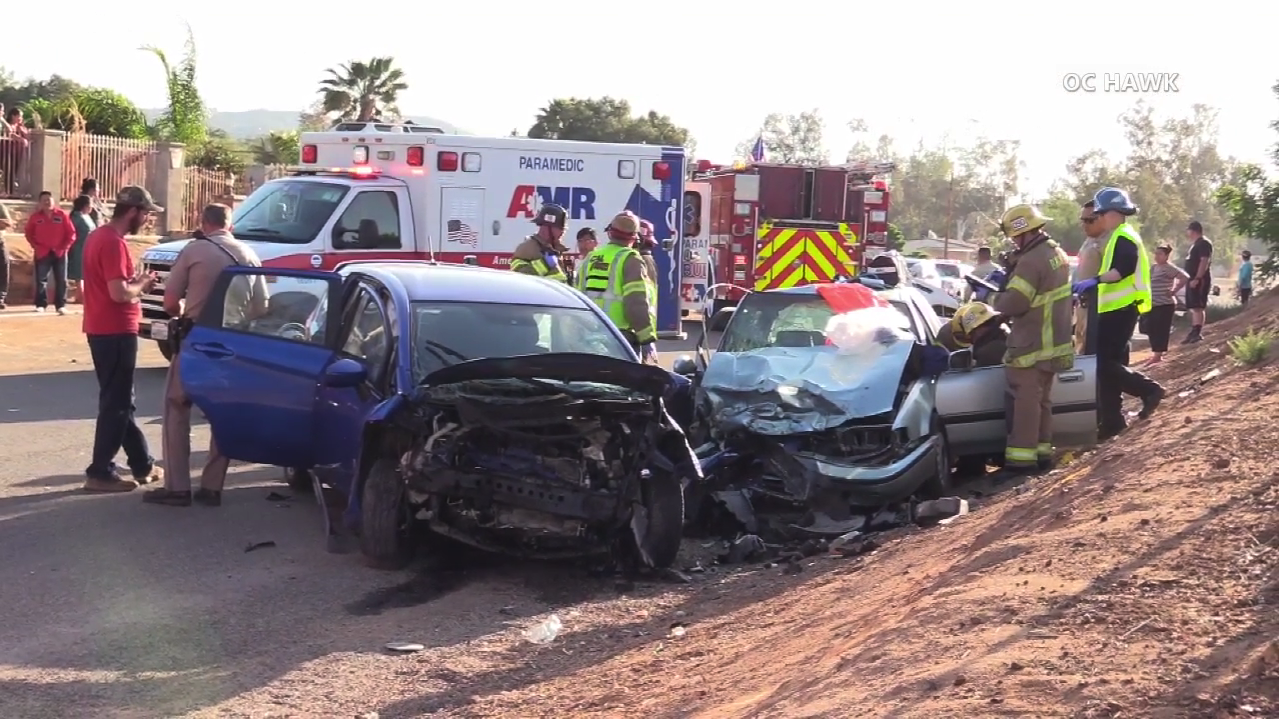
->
<box><xmin>137</xmin><ymin>122</ymin><xmax>688</xmax><ymax>359</ymax></box>
<box><xmin>692</xmin><ymin>159</ymin><xmax>896</xmax><ymax>329</ymax></box>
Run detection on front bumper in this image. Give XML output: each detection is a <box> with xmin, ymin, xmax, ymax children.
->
<box><xmin>777</xmin><ymin>434</ymin><xmax>943</xmax><ymax>506</ymax></box>
<box><xmin>411</xmin><ymin>468</ymin><xmax>625</xmax><ymax>524</ymax></box>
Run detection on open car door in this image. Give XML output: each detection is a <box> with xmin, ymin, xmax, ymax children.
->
<box><xmin>180</xmin><ymin>267</ymin><xmax>346</xmax><ymax>469</ymax></box>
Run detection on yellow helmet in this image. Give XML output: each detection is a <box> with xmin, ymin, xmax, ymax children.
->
<box><xmin>1000</xmin><ymin>204</ymin><xmax>1051</xmax><ymax>238</ymax></box>
<box><xmin>950</xmin><ymin>302</ymin><xmax>1001</xmax><ymax>345</ymax></box>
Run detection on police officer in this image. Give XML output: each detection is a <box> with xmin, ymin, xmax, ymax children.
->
<box><xmin>1070</xmin><ymin>187</ymin><xmax>1164</xmax><ymax>440</ymax></box>
<box><xmin>564</xmin><ymin>227</ymin><xmax>598</xmax><ymax>286</ymax></box>
<box><xmin>991</xmin><ymin>204</ymin><xmax>1075</xmax><ymax>475</ymax></box>
<box><xmin>938</xmin><ymin>302</ymin><xmax>1008</xmax><ymax>368</ymax></box>
<box><xmin>143</xmin><ymin>204</ymin><xmax>269</xmax><ymax>507</ymax></box>
<box><xmin>579</xmin><ymin>211</ymin><xmax>658</xmax><ymax>363</ymax></box>
<box><xmin>510</xmin><ymin>203</ymin><xmax>569</xmax><ymax>283</ymax></box>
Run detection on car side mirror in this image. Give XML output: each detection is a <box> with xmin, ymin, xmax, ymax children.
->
<box><xmin>948</xmin><ymin>348</ymin><xmax>974</xmax><ymax>371</ymax></box>
<box><xmin>671</xmin><ymin>355</ymin><xmax>697</xmax><ymax>376</ymax></box>
<box><xmin>322</xmin><ymin>357</ymin><xmax>368</xmax><ymax>388</ymax></box>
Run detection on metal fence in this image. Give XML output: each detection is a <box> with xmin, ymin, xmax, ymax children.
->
<box><xmin>181</xmin><ymin>167</ymin><xmax>237</xmax><ymax>231</ymax></box>
<box><xmin>0</xmin><ymin>136</ymin><xmax>32</xmax><ymax>199</ymax></box>
<box><xmin>61</xmin><ymin>133</ymin><xmax>157</xmax><ymax>202</ymax></box>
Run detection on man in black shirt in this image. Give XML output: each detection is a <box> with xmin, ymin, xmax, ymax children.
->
<box><xmin>1182</xmin><ymin>220</ymin><xmax>1213</xmax><ymax>343</ymax></box>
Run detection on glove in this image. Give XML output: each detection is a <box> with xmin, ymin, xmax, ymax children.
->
<box><xmin>988</xmin><ymin>269</ymin><xmax>1008</xmax><ymax>291</ymax></box>
<box><xmin>1072</xmin><ymin>276</ymin><xmax>1100</xmax><ymax>295</ymax></box>
<box><xmin>920</xmin><ymin>344</ymin><xmax>949</xmax><ymax>378</ymax></box>
<box><xmin>640</xmin><ymin>343</ymin><xmax>658</xmax><ymax>364</ymax></box>
<box><xmin>541</xmin><ymin>252</ymin><xmax>559</xmax><ymax>271</ymax></box>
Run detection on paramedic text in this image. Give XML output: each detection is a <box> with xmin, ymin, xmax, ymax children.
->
<box><xmin>1062</xmin><ymin>73</ymin><xmax>1180</xmax><ymax>93</ymax></box>
<box><xmin>519</xmin><ymin>156</ymin><xmax>587</xmax><ymax>172</ymax></box>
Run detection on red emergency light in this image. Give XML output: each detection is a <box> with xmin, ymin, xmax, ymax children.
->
<box><xmin>651</xmin><ymin>162</ymin><xmax>671</xmax><ymax>180</ymax></box>
<box><xmin>874</xmin><ymin>180</ymin><xmax>887</xmax><ymax>191</ymax></box>
<box><xmin>437</xmin><ymin>151</ymin><xmax>459</xmax><ymax>172</ymax></box>
<box><xmin>407</xmin><ymin>146</ymin><xmax>425</xmax><ymax>167</ymax></box>
<box><xmin>323</xmin><ymin>166</ymin><xmax>380</xmax><ymax>178</ymax></box>
<box><xmin>695</xmin><ymin>159</ymin><xmax>714</xmax><ymax>173</ymax></box>
<box><xmin>301</xmin><ymin>144</ymin><xmax>318</xmax><ymax>164</ymax></box>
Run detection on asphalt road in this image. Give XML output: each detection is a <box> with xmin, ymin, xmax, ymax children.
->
<box><xmin>0</xmin><ymin>319</ymin><xmax>718</xmax><ymax>718</ymax></box>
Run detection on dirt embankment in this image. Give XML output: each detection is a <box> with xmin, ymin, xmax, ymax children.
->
<box><xmin>2</xmin><ymin>232</ymin><xmax>160</xmax><ymax>305</ymax></box>
<box><xmin>386</xmin><ymin>292</ymin><xmax>1279</xmax><ymax>719</ymax></box>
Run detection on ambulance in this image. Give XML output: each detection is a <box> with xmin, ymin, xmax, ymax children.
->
<box><xmin>137</xmin><ymin>122</ymin><xmax>689</xmax><ymax>359</ymax></box>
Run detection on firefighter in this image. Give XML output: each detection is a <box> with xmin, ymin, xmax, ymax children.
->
<box><xmin>510</xmin><ymin>203</ymin><xmax>569</xmax><ymax>283</ymax></box>
<box><xmin>1070</xmin><ymin>187</ymin><xmax>1164</xmax><ymax>440</ymax></box>
<box><xmin>991</xmin><ymin>204</ymin><xmax>1075</xmax><ymax>475</ymax></box>
<box><xmin>637</xmin><ymin>218</ymin><xmax>660</xmax><ymax>291</ymax></box>
<box><xmin>580</xmin><ymin>211</ymin><xmax>658</xmax><ymax>363</ymax></box>
<box><xmin>937</xmin><ymin>302</ymin><xmax>1008</xmax><ymax>368</ymax></box>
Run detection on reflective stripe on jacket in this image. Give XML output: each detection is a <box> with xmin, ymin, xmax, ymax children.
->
<box><xmin>509</xmin><ymin>236</ymin><xmax>568</xmax><ymax>283</ymax></box>
<box><xmin>992</xmin><ymin>236</ymin><xmax>1075</xmax><ymax>369</ymax></box>
<box><xmin>579</xmin><ymin>241</ymin><xmax>656</xmax><ymax>343</ymax></box>
<box><xmin>1098</xmin><ymin>223</ymin><xmax>1152</xmax><ymax>315</ymax></box>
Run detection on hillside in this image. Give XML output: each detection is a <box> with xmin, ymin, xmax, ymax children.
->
<box><xmin>141</xmin><ymin>109</ymin><xmax>465</xmax><ymax>139</ymax></box>
<box><xmin>371</xmin><ymin>293</ymin><xmax>1279</xmax><ymax>718</ymax></box>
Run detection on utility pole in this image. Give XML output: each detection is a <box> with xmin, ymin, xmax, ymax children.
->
<box><xmin>944</xmin><ymin>170</ymin><xmax>954</xmax><ymax>260</ymax></box>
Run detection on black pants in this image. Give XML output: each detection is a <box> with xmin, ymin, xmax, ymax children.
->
<box><xmin>1145</xmin><ymin>304</ymin><xmax>1176</xmax><ymax>353</ymax></box>
<box><xmin>1240</xmin><ymin>287</ymin><xmax>1253</xmax><ymax>306</ymax></box>
<box><xmin>0</xmin><ymin>240</ymin><xmax>8</xmax><ymax>302</ymax></box>
<box><xmin>1096</xmin><ymin>306</ymin><xmax>1163</xmax><ymax>432</ymax></box>
<box><xmin>34</xmin><ymin>253</ymin><xmax>67</xmax><ymax>309</ymax></box>
<box><xmin>86</xmin><ymin>333</ymin><xmax>154</xmax><ymax>479</ymax></box>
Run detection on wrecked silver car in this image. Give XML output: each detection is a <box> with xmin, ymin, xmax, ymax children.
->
<box><xmin>395</xmin><ymin>354</ymin><xmax>699</xmax><ymax>569</ymax></box>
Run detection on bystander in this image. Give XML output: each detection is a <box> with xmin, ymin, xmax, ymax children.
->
<box><xmin>1145</xmin><ymin>244</ymin><xmax>1189</xmax><ymax>364</ymax></box>
<box><xmin>68</xmin><ymin>194</ymin><xmax>96</xmax><ymax>303</ymax></box>
<box><xmin>1182</xmin><ymin>220</ymin><xmax>1214</xmax><ymax>344</ymax></box>
<box><xmin>0</xmin><ymin>202</ymin><xmax>11</xmax><ymax>309</ymax></box>
<box><xmin>24</xmin><ymin>191</ymin><xmax>76</xmax><ymax>314</ymax></box>
<box><xmin>80</xmin><ymin>185</ymin><xmax>164</xmax><ymax>493</ymax></box>
<box><xmin>1237</xmin><ymin>250</ymin><xmax>1254</xmax><ymax>306</ymax></box>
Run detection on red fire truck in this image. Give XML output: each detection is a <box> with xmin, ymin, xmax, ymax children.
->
<box><xmin>692</xmin><ymin>159</ymin><xmax>895</xmax><ymax>329</ymax></box>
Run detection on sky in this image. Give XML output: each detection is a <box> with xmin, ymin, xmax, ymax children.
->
<box><xmin>5</xmin><ymin>0</ymin><xmax>1276</xmax><ymax>198</ymax></box>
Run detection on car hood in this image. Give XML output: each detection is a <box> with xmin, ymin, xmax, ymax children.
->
<box><xmin>419</xmin><ymin>353</ymin><xmax>676</xmax><ymax>397</ymax></box>
<box><xmin>700</xmin><ymin>338</ymin><xmax>917</xmax><ymax>435</ymax></box>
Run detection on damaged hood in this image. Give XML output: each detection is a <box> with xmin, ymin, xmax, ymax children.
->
<box><xmin>701</xmin><ymin>340</ymin><xmax>917</xmax><ymax>435</ymax></box>
<box><xmin>420</xmin><ymin>353</ymin><xmax>676</xmax><ymax>397</ymax></box>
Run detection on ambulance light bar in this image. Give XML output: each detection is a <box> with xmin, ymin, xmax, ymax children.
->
<box><xmin>285</xmin><ymin>166</ymin><xmax>383</xmax><ymax>179</ymax></box>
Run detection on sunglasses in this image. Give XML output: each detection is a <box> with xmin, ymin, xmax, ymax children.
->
<box><xmin>1081</xmin><ymin>216</ymin><xmax>1097</xmax><ymax>224</ymax></box>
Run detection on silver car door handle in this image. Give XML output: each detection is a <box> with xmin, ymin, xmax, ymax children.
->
<box><xmin>1058</xmin><ymin>370</ymin><xmax>1084</xmax><ymax>383</ymax></box>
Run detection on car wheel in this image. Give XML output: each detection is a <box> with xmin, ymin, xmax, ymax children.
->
<box><xmin>953</xmin><ymin>455</ymin><xmax>988</xmax><ymax>479</ymax></box>
<box><xmin>360</xmin><ymin>455</ymin><xmax>411</xmax><ymax>570</ymax></box>
<box><xmin>634</xmin><ymin>468</ymin><xmax>685</xmax><ymax>569</ymax></box>
<box><xmin>284</xmin><ymin>467</ymin><xmax>315</xmax><ymax>493</ymax></box>
<box><xmin>920</xmin><ymin>413</ymin><xmax>954</xmax><ymax>499</ymax></box>
<box><xmin>157</xmin><ymin>340</ymin><xmax>174</xmax><ymax>362</ymax></box>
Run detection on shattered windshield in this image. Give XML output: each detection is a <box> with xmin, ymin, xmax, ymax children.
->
<box><xmin>719</xmin><ymin>293</ymin><xmax>914</xmax><ymax>353</ymax></box>
<box><xmin>410</xmin><ymin>301</ymin><xmax>632</xmax><ymax>384</ymax></box>
<box><xmin>231</xmin><ymin>180</ymin><xmax>350</xmax><ymax>244</ymax></box>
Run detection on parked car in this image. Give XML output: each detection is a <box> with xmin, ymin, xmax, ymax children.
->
<box><xmin>932</xmin><ymin>259</ymin><xmax>972</xmax><ymax>301</ymax></box>
<box><xmin>178</xmin><ymin>261</ymin><xmax>699</xmax><ymax>569</ymax></box>
<box><xmin>904</xmin><ymin>257</ymin><xmax>963</xmax><ymax>317</ymax></box>
<box><xmin>677</xmin><ymin>278</ymin><xmax>1098</xmax><ymax>518</ymax></box>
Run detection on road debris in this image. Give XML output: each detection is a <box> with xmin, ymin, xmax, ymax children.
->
<box><xmin>524</xmin><ymin>615</ymin><xmax>562</xmax><ymax>645</ymax></box>
<box><xmin>244</xmin><ymin>540</ymin><xmax>277</xmax><ymax>553</ymax></box>
<box><xmin>385</xmin><ymin>641</ymin><xmax>424</xmax><ymax>653</ymax></box>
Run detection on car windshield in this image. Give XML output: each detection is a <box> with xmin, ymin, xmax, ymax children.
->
<box><xmin>935</xmin><ymin>263</ymin><xmax>962</xmax><ymax>278</ymax></box>
<box><xmin>232</xmin><ymin>180</ymin><xmax>350</xmax><ymax>245</ymax></box>
<box><xmin>719</xmin><ymin>293</ymin><xmax>914</xmax><ymax>353</ymax></box>
<box><xmin>410</xmin><ymin>301</ymin><xmax>633</xmax><ymax>384</ymax></box>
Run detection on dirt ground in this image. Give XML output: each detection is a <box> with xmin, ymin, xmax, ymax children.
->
<box><xmin>3</xmin><ymin>290</ymin><xmax>1277</xmax><ymax>718</ymax></box>
<box><xmin>1</xmin><ymin>233</ymin><xmax>160</xmax><ymax>306</ymax></box>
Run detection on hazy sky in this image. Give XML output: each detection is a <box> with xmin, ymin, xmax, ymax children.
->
<box><xmin>5</xmin><ymin>1</ymin><xmax>1275</xmax><ymax>197</ymax></box>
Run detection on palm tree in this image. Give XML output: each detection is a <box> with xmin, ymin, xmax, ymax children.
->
<box><xmin>141</xmin><ymin>25</ymin><xmax>208</xmax><ymax>147</ymax></box>
<box><xmin>318</xmin><ymin>58</ymin><xmax>408</xmax><ymax>123</ymax></box>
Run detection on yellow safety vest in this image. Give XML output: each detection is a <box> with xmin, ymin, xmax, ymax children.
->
<box><xmin>1097</xmin><ymin>223</ymin><xmax>1152</xmax><ymax>315</ymax></box>
<box><xmin>579</xmin><ymin>242</ymin><xmax>656</xmax><ymax>342</ymax></box>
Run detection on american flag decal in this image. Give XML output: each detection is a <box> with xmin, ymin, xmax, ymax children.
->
<box><xmin>446</xmin><ymin>219</ymin><xmax>479</xmax><ymax>247</ymax></box>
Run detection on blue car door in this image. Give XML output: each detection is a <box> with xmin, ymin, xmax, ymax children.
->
<box><xmin>179</xmin><ymin>267</ymin><xmax>345</xmax><ymax>469</ymax></box>
<box><xmin>311</xmin><ymin>280</ymin><xmax>396</xmax><ymax>496</ymax></box>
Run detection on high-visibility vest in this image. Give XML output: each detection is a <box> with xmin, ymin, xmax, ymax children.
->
<box><xmin>579</xmin><ymin>242</ymin><xmax>655</xmax><ymax>340</ymax></box>
<box><xmin>1098</xmin><ymin>223</ymin><xmax>1152</xmax><ymax>314</ymax></box>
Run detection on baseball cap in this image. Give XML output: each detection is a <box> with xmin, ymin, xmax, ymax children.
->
<box><xmin>116</xmin><ymin>185</ymin><xmax>164</xmax><ymax>212</ymax></box>
<box><xmin>607</xmin><ymin>211</ymin><xmax>640</xmax><ymax>238</ymax></box>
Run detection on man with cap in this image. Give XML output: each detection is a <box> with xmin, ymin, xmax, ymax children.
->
<box><xmin>1071</xmin><ymin>187</ymin><xmax>1164</xmax><ymax>440</ymax></box>
<box><xmin>578</xmin><ymin>211</ymin><xmax>658</xmax><ymax>363</ymax></box>
<box><xmin>990</xmin><ymin>204</ymin><xmax>1075</xmax><ymax>476</ymax></box>
<box><xmin>509</xmin><ymin>203</ymin><xmax>569</xmax><ymax>283</ymax></box>
<box><xmin>79</xmin><ymin>186</ymin><xmax>164</xmax><ymax>493</ymax></box>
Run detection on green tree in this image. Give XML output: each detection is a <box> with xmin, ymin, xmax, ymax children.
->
<box><xmin>526</xmin><ymin>97</ymin><xmax>692</xmax><ymax>149</ymax></box>
<box><xmin>72</xmin><ymin>88</ymin><xmax>149</xmax><ymax>139</ymax></box>
<box><xmin>252</xmin><ymin>131</ymin><xmax>300</xmax><ymax>165</ymax></box>
<box><xmin>188</xmin><ymin>129</ymin><xmax>248</xmax><ymax>176</ymax></box>
<box><xmin>298</xmin><ymin>101</ymin><xmax>330</xmax><ymax>132</ymax></box>
<box><xmin>886</xmin><ymin>222</ymin><xmax>906</xmax><ymax>251</ymax></box>
<box><xmin>734</xmin><ymin>110</ymin><xmax>827</xmax><ymax>164</ymax></box>
<box><xmin>142</xmin><ymin>26</ymin><xmax>208</xmax><ymax>147</ymax></box>
<box><xmin>1217</xmin><ymin>81</ymin><xmax>1279</xmax><ymax>282</ymax></box>
<box><xmin>1040</xmin><ymin>191</ymin><xmax>1089</xmax><ymax>254</ymax></box>
<box><xmin>318</xmin><ymin>57</ymin><xmax>408</xmax><ymax>122</ymax></box>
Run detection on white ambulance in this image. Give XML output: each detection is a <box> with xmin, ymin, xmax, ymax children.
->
<box><xmin>138</xmin><ymin>122</ymin><xmax>690</xmax><ymax>359</ymax></box>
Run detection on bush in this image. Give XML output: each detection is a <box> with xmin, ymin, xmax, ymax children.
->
<box><xmin>1227</xmin><ymin>329</ymin><xmax>1274</xmax><ymax>366</ymax></box>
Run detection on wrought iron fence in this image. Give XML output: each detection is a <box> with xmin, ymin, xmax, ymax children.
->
<box><xmin>0</xmin><ymin>135</ymin><xmax>32</xmax><ymax>198</ymax></box>
<box><xmin>61</xmin><ymin>133</ymin><xmax>157</xmax><ymax>201</ymax></box>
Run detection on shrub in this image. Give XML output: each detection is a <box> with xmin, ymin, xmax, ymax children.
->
<box><xmin>1227</xmin><ymin>329</ymin><xmax>1275</xmax><ymax>366</ymax></box>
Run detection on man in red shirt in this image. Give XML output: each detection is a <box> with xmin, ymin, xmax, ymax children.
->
<box><xmin>81</xmin><ymin>186</ymin><xmax>163</xmax><ymax>493</ymax></box>
<box><xmin>24</xmin><ymin>190</ymin><xmax>76</xmax><ymax>314</ymax></box>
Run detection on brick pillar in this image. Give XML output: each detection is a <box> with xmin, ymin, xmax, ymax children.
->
<box><xmin>149</xmin><ymin>142</ymin><xmax>186</xmax><ymax>235</ymax></box>
<box><xmin>24</xmin><ymin>130</ymin><xmax>65</xmax><ymax>198</ymax></box>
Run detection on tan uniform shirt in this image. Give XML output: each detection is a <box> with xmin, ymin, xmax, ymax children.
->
<box><xmin>1076</xmin><ymin>235</ymin><xmax>1103</xmax><ymax>280</ymax></box>
<box><xmin>165</xmin><ymin>230</ymin><xmax>268</xmax><ymax>323</ymax></box>
<box><xmin>620</xmin><ymin>249</ymin><xmax>654</xmax><ymax>338</ymax></box>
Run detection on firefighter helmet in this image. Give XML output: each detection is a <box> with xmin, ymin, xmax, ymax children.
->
<box><xmin>950</xmin><ymin>302</ymin><xmax>1002</xmax><ymax>346</ymax></box>
<box><xmin>534</xmin><ymin>203</ymin><xmax>568</xmax><ymax>228</ymax></box>
<box><xmin>1000</xmin><ymin>204</ymin><xmax>1051</xmax><ymax>238</ymax></box>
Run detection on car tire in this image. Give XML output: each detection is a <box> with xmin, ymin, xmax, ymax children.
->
<box><xmin>284</xmin><ymin>467</ymin><xmax>315</xmax><ymax>493</ymax></box>
<box><xmin>953</xmin><ymin>455</ymin><xmax>988</xmax><ymax>479</ymax></box>
<box><xmin>157</xmin><ymin>340</ymin><xmax>174</xmax><ymax>362</ymax></box>
<box><xmin>360</xmin><ymin>455</ymin><xmax>411</xmax><ymax>570</ymax></box>
<box><xmin>635</xmin><ymin>468</ymin><xmax>685</xmax><ymax>569</ymax></box>
<box><xmin>920</xmin><ymin>413</ymin><xmax>954</xmax><ymax>499</ymax></box>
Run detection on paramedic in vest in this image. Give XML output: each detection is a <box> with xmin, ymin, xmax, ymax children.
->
<box><xmin>579</xmin><ymin>211</ymin><xmax>658</xmax><ymax>363</ymax></box>
<box><xmin>1071</xmin><ymin>187</ymin><xmax>1164</xmax><ymax>440</ymax></box>
<box><xmin>509</xmin><ymin>203</ymin><xmax>569</xmax><ymax>283</ymax></box>
<box><xmin>990</xmin><ymin>204</ymin><xmax>1075</xmax><ymax>475</ymax></box>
